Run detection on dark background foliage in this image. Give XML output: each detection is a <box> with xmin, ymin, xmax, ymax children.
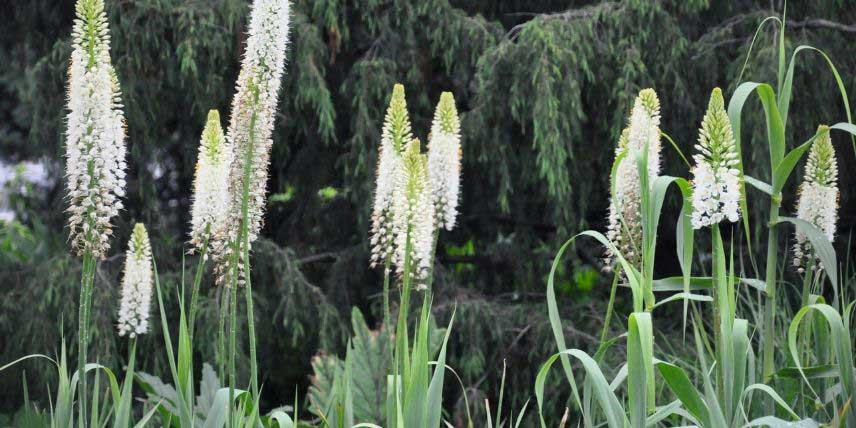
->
<box><xmin>1</xmin><ymin>0</ymin><xmax>855</xmax><ymax>423</ymax></box>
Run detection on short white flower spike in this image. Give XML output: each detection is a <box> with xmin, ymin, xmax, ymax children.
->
<box><xmin>690</xmin><ymin>88</ymin><xmax>741</xmax><ymax>229</ymax></box>
<box><xmin>793</xmin><ymin>126</ymin><xmax>838</xmax><ymax>272</ymax></box>
<box><xmin>392</xmin><ymin>139</ymin><xmax>435</xmax><ymax>282</ymax></box>
<box><xmin>190</xmin><ymin>110</ymin><xmax>232</xmax><ymax>254</ymax></box>
<box><xmin>65</xmin><ymin>0</ymin><xmax>127</xmax><ymax>259</ymax></box>
<box><xmin>117</xmin><ymin>223</ymin><xmax>153</xmax><ymax>338</ymax></box>
<box><xmin>604</xmin><ymin>89</ymin><xmax>661</xmax><ymax>271</ymax></box>
<box><xmin>212</xmin><ymin>0</ymin><xmax>290</xmax><ymax>285</ymax></box>
<box><xmin>370</xmin><ymin>84</ymin><xmax>412</xmax><ymax>269</ymax></box>
<box><xmin>428</xmin><ymin>92</ymin><xmax>462</xmax><ymax>231</ymax></box>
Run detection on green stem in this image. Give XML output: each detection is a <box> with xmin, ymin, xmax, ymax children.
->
<box><xmin>382</xmin><ymin>258</ymin><xmax>392</xmax><ymax>370</ymax></box>
<box><xmin>711</xmin><ymin>224</ymin><xmax>728</xmax><ymax>405</ymax></box>
<box><xmin>597</xmin><ymin>272</ymin><xmax>620</xmax><ymax>349</ymax></box>
<box><xmin>395</xmin><ymin>235</ymin><xmax>414</xmax><ymax>387</ymax></box>
<box><xmin>762</xmin><ymin>202</ymin><xmax>780</xmax><ymax>385</ymax></box>
<box><xmin>228</xmin><ymin>280</ymin><xmax>238</xmax><ymax>427</ymax></box>
<box><xmin>238</xmin><ymin>84</ymin><xmax>260</xmax><ymax>403</ymax></box>
<box><xmin>243</xmin><ymin>244</ymin><xmax>259</xmax><ymax>399</ymax></box>
<box><xmin>218</xmin><ymin>287</ymin><xmax>228</xmax><ymax>383</ymax></box>
<box><xmin>77</xmin><ymin>251</ymin><xmax>96</xmax><ymax>428</ymax></box>
<box><xmin>188</xmin><ymin>231</ymin><xmax>209</xmax><ymax>341</ymax></box>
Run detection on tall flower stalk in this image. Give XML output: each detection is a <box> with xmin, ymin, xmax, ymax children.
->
<box><xmin>209</xmin><ymin>0</ymin><xmax>290</xmax><ymax>421</ymax></box>
<box><xmin>188</xmin><ymin>110</ymin><xmax>230</xmax><ymax>339</ymax></box>
<box><xmin>391</xmin><ymin>137</ymin><xmax>435</xmax><ymax>381</ymax></box>
<box><xmin>605</xmin><ymin>89</ymin><xmax>661</xmax><ymax>277</ymax></box>
<box><xmin>690</xmin><ymin>88</ymin><xmax>740</xmax><ymax>398</ymax></box>
<box><xmin>793</xmin><ymin>126</ymin><xmax>838</xmax><ymax>303</ymax></box>
<box><xmin>370</xmin><ymin>84</ymin><xmax>412</xmax><ymax>350</ymax></box>
<box><xmin>65</xmin><ymin>0</ymin><xmax>126</xmax><ymax>421</ymax></box>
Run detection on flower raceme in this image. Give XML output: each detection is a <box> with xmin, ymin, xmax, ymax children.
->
<box><xmin>690</xmin><ymin>88</ymin><xmax>741</xmax><ymax>230</ymax></box>
<box><xmin>370</xmin><ymin>84</ymin><xmax>413</xmax><ymax>269</ymax></box>
<box><xmin>117</xmin><ymin>223</ymin><xmax>153</xmax><ymax>338</ymax></box>
<box><xmin>190</xmin><ymin>110</ymin><xmax>232</xmax><ymax>254</ymax></box>
<box><xmin>212</xmin><ymin>0</ymin><xmax>290</xmax><ymax>285</ymax></box>
<box><xmin>392</xmin><ymin>139</ymin><xmax>435</xmax><ymax>282</ymax></box>
<box><xmin>793</xmin><ymin>126</ymin><xmax>839</xmax><ymax>272</ymax></box>
<box><xmin>605</xmin><ymin>88</ymin><xmax>661</xmax><ymax>271</ymax></box>
<box><xmin>428</xmin><ymin>92</ymin><xmax>462</xmax><ymax>231</ymax></box>
<box><xmin>65</xmin><ymin>0</ymin><xmax>127</xmax><ymax>259</ymax></box>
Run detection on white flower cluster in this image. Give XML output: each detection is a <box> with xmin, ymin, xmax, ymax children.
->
<box><xmin>690</xmin><ymin>88</ymin><xmax>740</xmax><ymax>229</ymax></box>
<box><xmin>370</xmin><ymin>84</ymin><xmax>412</xmax><ymax>269</ymax></box>
<box><xmin>392</xmin><ymin>139</ymin><xmax>435</xmax><ymax>281</ymax></box>
<box><xmin>604</xmin><ymin>89</ymin><xmax>661</xmax><ymax>271</ymax></box>
<box><xmin>212</xmin><ymin>0</ymin><xmax>290</xmax><ymax>285</ymax></box>
<box><xmin>190</xmin><ymin>110</ymin><xmax>232</xmax><ymax>254</ymax></box>
<box><xmin>65</xmin><ymin>0</ymin><xmax>127</xmax><ymax>259</ymax></box>
<box><xmin>794</xmin><ymin>126</ymin><xmax>838</xmax><ymax>272</ymax></box>
<box><xmin>427</xmin><ymin>92</ymin><xmax>461</xmax><ymax>231</ymax></box>
<box><xmin>117</xmin><ymin>223</ymin><xmax>153</xmax><ymax>338</ymax></box>
<box><xmin>369</xmin><ymin>86</ymin><xmax>463</xmax><ymax>287</ymax></box>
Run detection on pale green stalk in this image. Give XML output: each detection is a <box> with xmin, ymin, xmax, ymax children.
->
<box><xmin>188</xmin><ymin>226</ymin><xmax>209</xmax><ymax>340</ymax></box>
<box><xmin>597</xmin><ymin>272</ymin><xmax>620</xmax><ymax>349</ymax></box>
<box><xmin>77</xmin><ymin>250</ymin><xmax>96</xmax><ymax>428</ymax></box>
<box><xmin>228</xmin><ymin>276</ymin><xmax>238</xmax><ymax>427</ymax></box>
<box><xmin>218</xmin><ymin>286</ymin><xmax>228</xmax><ymax>382</ymax></box>
<box><xmin>762</xmin><ymin>200</ymin><xmax>780</xmax><ymax>384</ymax></box>
<box><xmin>228</xmin><ymin>81</ymin><xmax>261</xmax><ymax>425</ymax></box>
<box><xmin>383</xmin><ymin>258</ymin><xmax>392</xmax><ymax>369</ymax></box>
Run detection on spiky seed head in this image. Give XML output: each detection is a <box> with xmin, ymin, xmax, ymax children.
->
<box><xmin>117</xmin><ymin>223</ymin><xmax>153</xmax><ymax>338</ymax></box>
<box><xmin>211</xmin><ymin>0</ymin><xmax>290</xmax><ymax>286</ymax></box>
<box><xmin>690</xmin><ymin>88</ymin><xmax>741</xmax><ymax>229</ymax></box>
<box><xmin>392</xmin><ymin>139</ymin><xmax>435</xmax><ymax>284</ymax></box>
<box><xmin>370</xmin><ymin>84</ymin><xmax>413</xmax><ymax>269</ymax></box>
<box><xmin>428</xmin><ymin>91</ymin><xmax>462</xmax><ymax>231</ymax></box>
<box><xmin>190</xmin><ymin>110</ymin><xmax>232</xmax><ymax>254</ymax></box>
<box><xmin>604</xmin><ymin>89</ymin><xmax>661</xmax><ymax>272</ymax></box>
<box><xmin>793</xmin><ymin>125</ymin><xmax>838</xmax><ymax>272</ymax></box>
<box><xmin>65</xmin><ymin>0</ymin><xmax>127</xmax><ymax>259</ymax></box>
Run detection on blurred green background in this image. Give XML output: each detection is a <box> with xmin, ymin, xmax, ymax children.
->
<box><xmin>1</xmin><ymin>0</ymin><xmax>855</xmax><ymax>422</ymax></box>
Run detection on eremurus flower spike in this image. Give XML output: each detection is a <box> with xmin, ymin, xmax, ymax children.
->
<box><xmin>117</xmin><ymin>223</ymin><xmax>153</xmax><ymax>338</ymax></box>
<box><xmin>690</xmin><ymin>88</ymin><xmax>741</xmax><ymax>230</ymax></box>
<box><xmin>793</xmin><ymin>125</ymin><xmax>838</xmax><ymax>272</ymax></box>
<box><xmin>190</xmin><ymin>110</ymin><xmax>232</xmax><ymax>254</ymax></box>
<box><xmin>211</xmin><ymin>0</ymin><xmax>291</xmax><ymax>285</ymax></box>
<box><xmin>428</xmin><ymin>91</ymin><xmax>462</xmax><ymax>231</ymax></box>
<box><xmin>604</xmin><ymin>88</ymin><xmax>661</xmax><ymax>272</ymax></box>
<box><xmin>65</xmin><ymin>0</ymin><xmax>127</xmax><ymax>259</ymax></box>
<box><xmin>370</xmin><ymin>84</ymin><xmax>412</xmax><ymax>269</ymax></box>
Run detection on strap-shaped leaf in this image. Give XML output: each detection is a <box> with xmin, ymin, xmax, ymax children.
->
<box><xmin>776</xmin><ymin>217</ymin><xmax>838</xmax><ymax>299</ymax></box>
<box><xmin>654</xmin><ymin>361</ymin><xmax>712</xmax><ymax>427</ymax></box>
<box><xmin>535</xmin><ymin>349</ymin><xmax>628</xmax><ymax>428</ymax></box>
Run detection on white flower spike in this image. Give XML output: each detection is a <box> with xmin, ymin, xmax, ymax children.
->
<box><xmin>65</xmin><ymin>0</ymin><xmax>127</xmax><ymax>259</ymax></box>
<box><xmin>190</xmin><ymin>110</ymin><xmax>232</xmax><ymax>254</ymax></box>
<box><xmin>392</xmin><ymin>139</ymin><xmax>435</xmax><ymax>283</ymax></box>
<box><xmin>117</xmin><ymin>223</ymin><xmax>153</xmax><ymax>338</ymax></box>
<box><xmin>370</xmin><ymin>84</ymin><xmax>412</xmax><ymax>268</ymax></box>
<box><xmin>212</xmin><ymin>0</ymin><xmax>290</xmax><ymax>284</ymax></box>
<box><xmin>690</xmin><ymin>88</ymin><xmax>741</xmax><ymax>229</ymax></box>
<box><xmin>428</xmin><ymin>92</ymin><xmax>462</xmax><ymax>231</ymax></box>
<box><xmin>605</xmin><ymin>89</ymin><xmax>661</xmax><ymax>270</ymax></box>
<box><xmin>793</xmin><ymin>126</ymin><xmax>838</xmax><ymax>272</ymax></box>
